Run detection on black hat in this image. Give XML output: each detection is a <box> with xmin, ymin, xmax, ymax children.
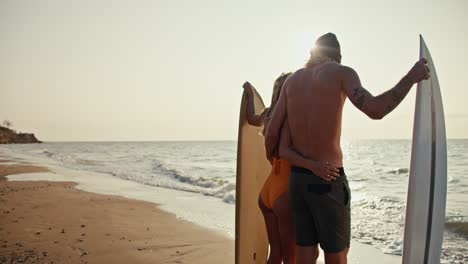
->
<box><xmin>315</xmin><ymin>32</ymin><xmax>340</xmax><ymax>50</ymax></box>
<box><xmin>311</xmin><ymin>32</ymin><xmax>341</xmax><ymax>63</ymax></box>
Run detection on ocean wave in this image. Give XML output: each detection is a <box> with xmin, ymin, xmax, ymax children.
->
<box><xmin>449</xmin><ymin>178</ymin><xmax>460</xmax><ymax>184</ymax></box>
<box><xmin>27</xmin><ymin>149</ymin><xmax>50</xmax><ymax>155</ymax></box>
<box><xmin>75</xmin><ymin>158</ymin><xmax>101</xmax><ymax>166</ymax></box>
<box><xmin>152</xmin><ymin>160</ymin><xmax>228</xmax><ymax>189</ymax></box>
<box><xmin>213</xmin><ymin>183</ymin><xmax>236</xmax><ymax>204</ymax></box>
<box><xmin>446</xmin><ymin>221</ymin><xmax>468</xmax><ymax>239</ymax></box>
<box><xmin>387</xmin><ymin>168</ymin><xmax>409</xmax><ymax>174</ymax></box>
<box><xmin>222</xmin><ymin>192</ymin><xmax>236</xmax><ymax>203</ymax></box>
<box><xmin>352</xmin><ymin>197</ymin><xmax>406</xmax><ymax>255</ymax></box>
<box><xmin>42</xmin><ymin>150</ymin><xmax>54</xmax><ymax>157</ymax></box>
<box><xmin>147</xmin><ymin>159</ymin><xmax>239</xmax><ymax>204</ymax></box>
<box><xmin>349</xmin><ymin>182</ymin><xmax>365</xmax><ymax>191</ymax></box>
<box><xmin>35</xmin><ymin>149</ymin><xmax>79</xmax><ymax>165</ymax></box>
<box><xmin>352</xmin><ymin>197</ymin><xmax>468</xmax><ymax>262</ymax></box>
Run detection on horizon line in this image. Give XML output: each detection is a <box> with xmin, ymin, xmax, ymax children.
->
<box><xmin>30</xmin><ymin>138</ymin><xmax>468</xmax><ymax>143</ymax></box>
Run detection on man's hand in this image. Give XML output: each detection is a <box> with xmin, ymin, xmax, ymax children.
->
<box><xmin>407</xmin><ymin>58</ymin><xmax>430</xmax><ymax>84</ymax></box>
<box><xmin>308</xmin><ymin>161</ymin><xmax>340</xmax><ymax>181</ymax></box>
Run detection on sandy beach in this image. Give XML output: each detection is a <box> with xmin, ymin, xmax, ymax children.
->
<box><xmin>0</xmin><ymin>150</ymin><xmax>403</xmax><ymax>264</ymax></box>
<box><xmin>0</xmin><ymin>160</ymin><xmax>233</xmax><ymax>263</ymax></box>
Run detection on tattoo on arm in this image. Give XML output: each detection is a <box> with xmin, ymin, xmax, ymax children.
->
<box><xmin>352</xmin><ymin>87</ymin><xmax>372</xmax><ymax>110</ymax></box>
<box><xmin>384</xmin><ymin>77</ymin><xmax>413</xmax><ymax>114</ymax></box>
<box><xmin>348</xmin><ymin>74</ymin><xmax>414</xmax><ymax>119</ymax></box>
<box><xmin>387</xmin><ymin>88</ymin><xmax>402</xmax><ymax>112</ymax></box>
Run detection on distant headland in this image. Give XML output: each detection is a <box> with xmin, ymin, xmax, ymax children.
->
<box><xmin>0</xmin><ymin>121</ymin><xmax>41</xmax><ymax>144</ymax></box>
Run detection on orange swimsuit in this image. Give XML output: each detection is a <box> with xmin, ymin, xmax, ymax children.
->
<box><xmin>260</xmin><ymin>158</ymin><xmax>291</xmax><ymax>209</ymax></box>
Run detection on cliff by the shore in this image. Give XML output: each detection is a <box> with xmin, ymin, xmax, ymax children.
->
<box><xmin>0</xmin><ymin>126</ymin><xmax>41</xmax><ymax>144</ymax></box>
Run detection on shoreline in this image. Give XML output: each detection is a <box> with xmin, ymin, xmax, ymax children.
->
<box><xmin>0</xmin><ymin>151</ymin><xmax>401</xmax><ymax>263</ymax></box>
<box><xmin>0</xmin><ymin>161</ymin><xmax>233</xmax><ymax>263</ymax></box>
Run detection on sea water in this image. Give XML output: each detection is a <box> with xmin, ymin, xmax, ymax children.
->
<box><xmin>1</xmin><ymin>139</ymin><xmax>467</xmax><ymax>263</ymax></box>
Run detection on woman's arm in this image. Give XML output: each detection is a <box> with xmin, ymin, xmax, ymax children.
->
<box><xmin>243</xmin><ymin>81</ymin><xmax>267</xmax><ymax>127</ymax></box>
<box><xmin>264</xmin><ymin>78</ymin><xmax>288</xmax><ymax>160</ymax></box>
<box><xmin>279</xmin><ymin>120</ymin><xmax>340</xmax><ymax>181</ymax></box>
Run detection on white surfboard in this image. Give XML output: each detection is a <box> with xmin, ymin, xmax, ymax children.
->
<box><xmin>403</xmin><ymin>36</ymin><xmax>447</xmax><ymax>264</ymax></box>
<box><xmin>235</xmin><ymin>88</ymin><xmax>271</xmax><ymax>264</ymax></box>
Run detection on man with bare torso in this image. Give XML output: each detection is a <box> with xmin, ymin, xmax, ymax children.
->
<box><xmin>265</xmin><ymin>33</ymin><xmax>430</xmax><ymax>264</ymax></box>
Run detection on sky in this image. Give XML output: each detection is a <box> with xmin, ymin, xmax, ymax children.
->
<box><xmin>1</xmin><ymin>0</ymin><xmax>467</xmax><ymax>141</ymax></box>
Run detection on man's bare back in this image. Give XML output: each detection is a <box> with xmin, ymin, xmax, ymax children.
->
<box><xmin>265</xmin><ymin>54</ymin><xmax>429</xmax><ymax>180</ymax></box>
<box><xmin>282</xmin><ymin>62</ymin><xmax>347</xmax><ymax>167</ymax></box>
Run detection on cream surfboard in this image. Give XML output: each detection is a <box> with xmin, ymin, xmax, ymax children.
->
<box><xmin>403</xmin><ymin>36</ymin><xmax>447</xmax><ymax>263</ymax></box>
<box><xmin>235</xmin><ymin>88</ymin><xmax>271</xmax><ymax>264</ymax></box>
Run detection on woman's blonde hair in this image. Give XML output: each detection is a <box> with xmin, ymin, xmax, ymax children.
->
<box><xmin>264</xmin><ymin>72</ymin><xmax>292</xmax><ymax>125</ymax></box>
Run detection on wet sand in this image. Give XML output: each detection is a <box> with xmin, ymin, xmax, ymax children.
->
<box><xmin>0</xmin><ymin>163</ymin><xmax>233</xmax><ymax>263</ymax></box>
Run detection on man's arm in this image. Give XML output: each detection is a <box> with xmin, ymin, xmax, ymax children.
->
<box><xmin>279</xmin><ymin>120</ymin><xmax>340</xmax><ymax>181</ymax></box>
<box><xmin>242</xmin><ymin>82</ymin><xmax>267</xmax><ymax>127</ymax></box>
<box><xmin>342</xmin><ymin>58</ymin><xmax>430</xmax><ymax>120</ymax></box>
<box><xmin>264</xmin><ymin>77</ymin><xmax>289</xmax><ymax>161</ymax></box>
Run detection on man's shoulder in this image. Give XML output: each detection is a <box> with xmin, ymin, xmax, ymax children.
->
<box><xmin>287</xmin><ymin>64</ymin><xmax>356</xmax><ymax>79</ymax></box>
<box><xmin>288</xmin><ymin>68</ymin><xmax>313</xmax><ymax>80</ymax></box>
<box><xmin>337</xmin><ymin>64</ymin><xmax>357</xmax><ymax>76</ymax></box>
<box><xmin>283</xmin><ymin>69</ymin><xmax>304</xmax><ymax>85</ymax></box>
<box><xmin>290</xmin><ymin>68</ymin><xmax>306</xmax><ymax>77</ymax></box>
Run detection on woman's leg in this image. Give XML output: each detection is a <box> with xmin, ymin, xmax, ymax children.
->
<box><xmin>258</xmin><ymin>195</ymin><xmax>282</xmax><ymax>264</ymax></box>
<box><xmin>272</xmin><ymin>192</ymin><xmax>296</xmax><ymax>264</ymax></box>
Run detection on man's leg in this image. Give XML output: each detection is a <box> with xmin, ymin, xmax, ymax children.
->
<box><xmin>289</xmin><ymin>169</ymin><xmax>320</xmax><ymax>264</ymax></box>
<box><xmin>318</xmin><ymin>181</ymin><xmax>351</xmax><ymax>264</ymax></box>
<box><xmin>296</xmin><ymin>245</ymin><xmax>319</xmax><ymax>264</ymax></box>
<box><xmin>324</xmin><ymin>247</ymin><xmax>349</xmax><ymax>264</ymax></box>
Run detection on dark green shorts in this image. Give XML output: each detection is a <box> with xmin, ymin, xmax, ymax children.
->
<box><xmin>289</xmin><ymin>166</ymin><xmax>351</xmax><ymax>253</ymax></box>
